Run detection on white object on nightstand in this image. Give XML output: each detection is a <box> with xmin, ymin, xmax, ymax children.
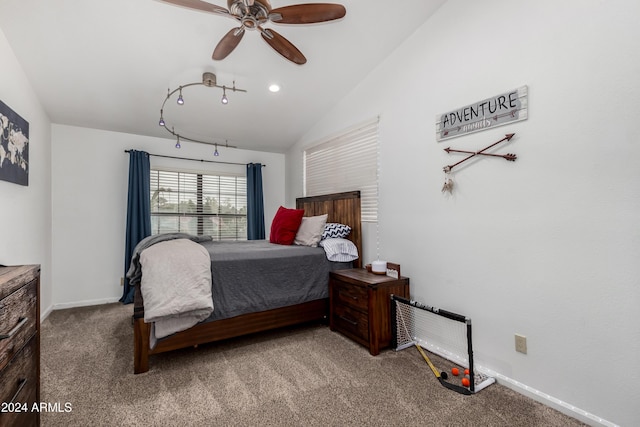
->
<box><xmin>371</xmin><ymin>259</ymin><xmax>387</xmax><ymax>274</ymax></box>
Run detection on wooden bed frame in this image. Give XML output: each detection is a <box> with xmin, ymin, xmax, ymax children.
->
<box><xmin>133</xmin><ymin>190</ymin><xmax>362</xmax><ymax>374</ymax></box>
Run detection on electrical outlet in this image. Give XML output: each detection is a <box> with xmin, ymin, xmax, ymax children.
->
<box><xmin>515</xmin><ymin>334</ymin><xmax>527</xmax><ymax>354</ymax></box>
<box><xmin>120</xmin><ymin>277</ymin><xmax>124</xmax><ymax>287</ymax></box>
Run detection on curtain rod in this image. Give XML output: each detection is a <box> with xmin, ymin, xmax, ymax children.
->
<box><xmin>124</xmin><ymin>150</ymin><xmax>266</xmax><ymax>167</ymax></box>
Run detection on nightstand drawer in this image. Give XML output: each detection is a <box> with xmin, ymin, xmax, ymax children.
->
<box><xmin>332</xmin><ymin>280</ymin><xmax>368</xmax><ymax>311</ymax></box>
<box><xmin>332</xmin><ymin>303</ymin><xmax>369</xmax><ymax>342</ymax></box>
<box><xmin>0</xmin><ymin>279</ymin><xmax>38</xmax><ymax>372</ymax></box>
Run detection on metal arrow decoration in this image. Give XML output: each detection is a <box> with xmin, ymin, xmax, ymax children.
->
<box><xmin>443</xmin><ymin>133</ymin><xmax>515</xmax><ymax>173</ymax></box>
<box><xmin>445</xmin><ymin>147</ymin><xmax>517</xmax><ymax>161</ymax></box>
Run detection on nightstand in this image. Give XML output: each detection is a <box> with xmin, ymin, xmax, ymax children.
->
<box><xmin>329</xmin><ymin>268</ymin><xmax>409</xmax><ymax>355</ymax></box>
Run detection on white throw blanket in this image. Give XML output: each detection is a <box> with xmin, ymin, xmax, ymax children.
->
<box><xmin>140</xmin><ymin>238</ymin><xmax>214</xmax><ymax>348</ymax></box>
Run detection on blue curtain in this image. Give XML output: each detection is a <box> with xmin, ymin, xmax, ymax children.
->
<box><xmin>246</xmin><ymin>163</ymin><xmax>265</xmax><ymax>240</ymax></box>
<box><xmin>120</xmin><ymin>150</ymin><xmax>151</xmax><ymax>303</ymax></box>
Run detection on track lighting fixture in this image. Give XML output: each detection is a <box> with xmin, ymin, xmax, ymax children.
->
<box><xmin>158</xmin><ymin>72</ymin><xmax>246</xmax><ymax>155</ymax></box>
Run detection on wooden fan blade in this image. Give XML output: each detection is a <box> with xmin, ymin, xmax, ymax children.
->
<box><xmin>158</xmin><ymin>0</ymin><xmax>230</xmax><ymax>16</ymax></box>
<box><xmin>261</xmin><ymin>28</ymin><xmax>306</xmax><ymax>64</ymax></box>
<box><xmin>213</xmin><ymin>27</ymin><xmax>245</xmax><ymax>60</ymax></box>
<box><xmin>270</xmin><ymin>3</ymin><xmax>346</xmax><ymax>24</ymax></box>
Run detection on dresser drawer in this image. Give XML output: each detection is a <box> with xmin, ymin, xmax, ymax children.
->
<box><xmin>0</xmin><ymin>337</ymin><xmax>39</xmax><ymax>427</ymax></box>
<box><xmin>332</xmin><ymin>280</ymin><xmax>368</xmax><ymax>312</ymax></box>
<box><xmin>332</xmin><ymin>303</ymin><xmax>369</xmax><ymax>343</ymax></box>
<box><xmin>0</xmin><ymin>279</ymin><xmax>38</xmax><ymax>372</ymax></box>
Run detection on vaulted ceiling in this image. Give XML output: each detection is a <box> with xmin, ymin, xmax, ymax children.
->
<box><xmin>0</xmin><ymin>0</ymin><xmax>446</xmax><ymax>152</ymax></box>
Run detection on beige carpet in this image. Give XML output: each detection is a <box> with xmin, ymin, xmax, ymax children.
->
<box><xmin>40</xmin><ymin>303</ymin><xmax>585</xmax><ymax>426</ymax></box>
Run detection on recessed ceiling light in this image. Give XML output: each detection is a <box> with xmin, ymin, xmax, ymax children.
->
<box><xmin>269</xmin><ymin>84</ymin><xmax>280</xmax><ymax>93</ymax></box>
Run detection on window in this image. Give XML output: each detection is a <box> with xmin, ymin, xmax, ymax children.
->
<box><xmin>150</xmin><ymin>169</ymin><xmax>247</xmax><ymax>240</ymax></box>
<box><xmin>304</xmin><ymin>117</ymin><xmax>379</xmax><ymax>222</ymax></box>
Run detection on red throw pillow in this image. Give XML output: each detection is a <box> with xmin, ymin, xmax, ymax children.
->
<box><xmin>270</xmin><ymin>206</ymin><xmax>305</xmax><ymax>245</ymax></box>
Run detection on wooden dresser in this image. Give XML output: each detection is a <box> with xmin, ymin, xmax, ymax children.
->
<box><xmin>329</xmin><ymin>268</ymin><xmax>409</xmax><ymax>355</ymax></box>
<box><xmin>0</xmin><ymin>265</ymin><xmax>41</xmax><ymax>427</ymax></box>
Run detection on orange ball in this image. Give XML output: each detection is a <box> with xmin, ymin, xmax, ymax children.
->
<box><xmin>461</xmin><ymin>377</ymin><xmax>470</xmax><ymax>387</ymax></box>
<box><xmin>451</xmin><ymin>367</ymin><xmax>459</xmax><ymax>376</ymax></box>
<box><xmin>464</xmin><ymin>369</ymin><xmax>470</xmax><ymax>376</ymax></box>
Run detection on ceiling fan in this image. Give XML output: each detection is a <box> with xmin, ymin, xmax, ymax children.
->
<box><xmin>159</xmin><ymin>0</ymin><xmax>346</xmax><ymax>64</ymax></box>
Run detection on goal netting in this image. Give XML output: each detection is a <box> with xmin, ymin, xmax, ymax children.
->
<box><xmin>391</xmin><ymin>295</ymin><xmax>495</xmax><ymax>393</ymax></box>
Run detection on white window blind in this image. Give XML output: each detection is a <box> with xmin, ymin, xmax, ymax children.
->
<box><xmin>304</xmin><ymin>118</ymin><xmax>379</xmax><ymax>222</ymax></box>
<box><xmin>150</xmin><ymin>169</ymin><xmax>247</xmax><ymax>240</ymax></box>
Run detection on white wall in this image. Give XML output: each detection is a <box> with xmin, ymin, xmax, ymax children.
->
<box><xmin>286</xmin><ymin>1</ymin><xmax>640</xmax><ymax>425</ymax></box>
<box><xmin>51</xmin><ymin>124</ymin><xmax>285</xmax><ymax>308</ymax></box>
<box><xmin>0</xmin><ymin>27</ymin><xmax>53</xmax><ymax>317</ymax></box>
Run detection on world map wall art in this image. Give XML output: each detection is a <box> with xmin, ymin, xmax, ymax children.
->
<box><xmin>0</xmin><ymin>99</ymin><xmax>29</xmax><ymax>186</ymax></box>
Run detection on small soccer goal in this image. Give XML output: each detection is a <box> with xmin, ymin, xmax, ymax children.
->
<box><xmin>391</xmin><ymin>295</ymin><xmax>495</xmax><ymax>394</ymax></box>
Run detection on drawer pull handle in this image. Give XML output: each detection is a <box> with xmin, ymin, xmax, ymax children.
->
<box><xmin>339</xmin><ymin>291</ymin><xmax>358</xmax><ymax>301</ymax></box>
<box><xmin>338</xmin><ymin>315</ymin><xmax>358</xmax><ymax>327</ymax></box>
<box><xmin>0</xmin><ymin>317</ymin><xmax>28</xmax><ymax>340</ymax></box>
<box><xmin>10</xmin><ymin>378</ymin><xmax>27</xmax><ymax>404</ymax></box>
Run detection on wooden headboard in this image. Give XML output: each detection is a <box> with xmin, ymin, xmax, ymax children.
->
<box><xmin>296</xmin><ymin>191</ymin><xmax>362</xmax><ymax>268</ymax></box>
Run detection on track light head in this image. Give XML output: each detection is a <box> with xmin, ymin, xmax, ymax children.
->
<box><xmin>177</xmin><ymin>87</ymin><xmax>184</xmax><ymax>105</ymax></box>
<box><xmin>221</xmin><ymin>87</ymin><xmax>228</xmax><ymax>105</ymax></box>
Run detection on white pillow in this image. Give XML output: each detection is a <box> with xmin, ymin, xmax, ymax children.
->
<box><xmin>294</xmin><ymin>214</ymin><xmax>328</xmax><ymax>247</ymax></box>
<box><xmin>319</xmin><ymin>238</ymin><xmax>359</xmax><ymax>262</ymax></box>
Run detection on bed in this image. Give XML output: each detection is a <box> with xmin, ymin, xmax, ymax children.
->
<box><xmin>132</xmin><ymin>191</ymin><xmax>362</xmax><ymax>374</ymax></box>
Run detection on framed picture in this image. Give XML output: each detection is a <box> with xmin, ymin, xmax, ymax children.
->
<box><xmin>0</xmin><ymin>99</ymin><xmax>29</xmax><ymax>186</ymax></box>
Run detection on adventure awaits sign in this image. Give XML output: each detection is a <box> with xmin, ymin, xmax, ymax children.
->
<box><xmin>436</xmin><ymin>86</ymin><xmax>528</xmax><ymax>142</ymax></box>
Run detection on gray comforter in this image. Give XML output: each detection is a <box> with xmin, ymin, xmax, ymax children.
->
<box><xmin>200</xmin><ymin>240</ymin><xmax>349</xmax><ymax>322</ymax></box>
<box><xmin>127</xmin><ymin>235</ymin><xmax>351</xmax><ymax>342</ymax></box>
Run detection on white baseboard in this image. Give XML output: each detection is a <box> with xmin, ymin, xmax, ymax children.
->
<box><xmin>53</xmin><ymin>297</ymin><xmax>121</xmax><ymax>310</ymax></box>
<box><xmin>40</xmin><ymin>305</ymin><xmax>54</xmax><ymax>322</ymax></box>
<box><xmin>40</xmin><ymin>297</ymin><xmax>120</xmax><ymax>323</ymax></box>
<box><xmin>480</xmin><ymin>367</ymin><xmax>618</xmax><ymax>427</ymax></box>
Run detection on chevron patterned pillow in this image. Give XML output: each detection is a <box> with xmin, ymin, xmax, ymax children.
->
<box><xmin>321</xmin><ymin>223</ymin><xmax>351</xmax><ymax>240</ymax></box>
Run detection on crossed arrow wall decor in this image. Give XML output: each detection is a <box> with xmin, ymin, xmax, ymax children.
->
<box><xmin>441</xmin><ymin>133</ymin><xmax>517</xmax><ymax>194</ymax></box>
